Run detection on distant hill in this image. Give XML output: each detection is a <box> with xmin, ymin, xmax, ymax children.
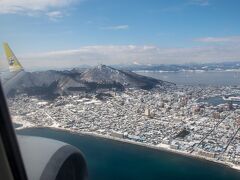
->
<box><xmin>8</xmin><ymin>65</ymin><xmax>174</xmax><ymax>98</ymax></box>
<box><xmin>113</xmin><ymin>61</ymin><xmax>240</xmax><ymax>72</ymax></box>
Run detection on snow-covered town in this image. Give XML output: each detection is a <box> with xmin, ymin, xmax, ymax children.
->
<box><xmin>8</xmin><ymin>85</ymin><xmax>240</xmax><ymax>170</ymax></box>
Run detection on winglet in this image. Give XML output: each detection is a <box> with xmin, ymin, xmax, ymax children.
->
<box><xmin>3</xmin><ymin>42</ymin><xmax>23</xmax><ymax>72</ymax></box>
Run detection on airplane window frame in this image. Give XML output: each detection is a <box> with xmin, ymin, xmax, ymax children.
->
<box><xmin>0</xmin><ymin>82</ymin><xmax>28</xmax><ymax>180</ymax></box>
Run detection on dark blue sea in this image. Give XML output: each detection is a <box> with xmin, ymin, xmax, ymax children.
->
<box><xmin>17</xmin><ymin>128</ymin><xmax>240</xmax><ymax>180</ymax></box>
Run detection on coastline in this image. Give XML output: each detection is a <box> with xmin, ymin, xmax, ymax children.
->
<box><xmin>14</xmin><ymin>120</ymin><xmax>240</xmax><ymax>172</ymax></box>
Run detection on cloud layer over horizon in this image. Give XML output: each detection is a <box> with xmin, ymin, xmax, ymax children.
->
<box><xmin>16</xmin><ymin>43</ymin><xmax>240</xmax><ymax>69</ymax></box>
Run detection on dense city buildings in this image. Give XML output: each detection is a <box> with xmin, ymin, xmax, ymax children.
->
<box><xmin>8</xmin><ymin>85</ymin><xmax>240</xmax><ymax>169</ymax></box>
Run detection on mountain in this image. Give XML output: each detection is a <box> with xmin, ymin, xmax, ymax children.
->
<box><xmin>113</xmin><ymin>61</ymin><xmax>240</xmax><ymax>72</ymax></box>
<box><xmin>80</xmin><ymin>65</ymin><xmax>172</xmax><ymax>89</ymax></box>
<box><xmin>7</xmin><ymin>65</ymin><xmax>174</xmax><ymax>98</ymax></box>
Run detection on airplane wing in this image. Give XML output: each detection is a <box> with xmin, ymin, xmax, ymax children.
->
<box><xmin>3</xmin><ymin>42</ymin><xmax>23</xmax><ymax>72</ymax></box>
<box><xmin>1</xmin><ymin>43</ymin><xmax>25</xmax><ymax>95</ymax></box>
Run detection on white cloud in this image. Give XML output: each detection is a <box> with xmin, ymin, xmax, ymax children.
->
<box><xmin>101</xmin><ymin>25</ymin><xmax>129</xmax><ymax>30</ymax></box>
<box><xmin>46</xmin><ymin>11</ymin><xmax>64</xmax><ymax>20</ymax></box>
<box><xmin>189</xmin><ymin>0</ymin><xmax>210</xmax><ymax>6</ymax></box>
<box><xmin>0</xmin><ymin>0</ymin><xmax>79</xmax><ymax>19</ymax></box>
<box><xmin>196</xmin><ymin>36</ymin><xmax>240</xmax><ymax>43</ymax></box>
<box><xmin>19</xmin><ymin>44</ymin><xmax>240</xmax><ymax>69</ymax></box>
<box><xmin>160</xmin><ymin>0</ymin><xmax>210</xmax><ymax>13</ymax></box>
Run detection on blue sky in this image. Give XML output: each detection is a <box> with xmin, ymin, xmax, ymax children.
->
<box><xmin>0</xmin><ymin>0</ymin><xmax>240</xmax><ymax>69</ymax></box>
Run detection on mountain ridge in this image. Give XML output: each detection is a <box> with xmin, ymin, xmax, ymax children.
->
<box><xmin>7</xmin><ymin>65</ymin><xmax>175</xmax><ymax>97</ymax></box>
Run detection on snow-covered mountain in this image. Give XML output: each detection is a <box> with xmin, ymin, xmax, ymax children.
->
<box><xmin>7</xmin><ymin>65</ymin><xmax>174</xmax><ymax>97</ymax></box>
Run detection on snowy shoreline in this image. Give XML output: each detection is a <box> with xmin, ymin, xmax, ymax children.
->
<box><xmin>13</xmin><ymin>118</ymin><xmax>240</xmax><ymax>172</ymax></box>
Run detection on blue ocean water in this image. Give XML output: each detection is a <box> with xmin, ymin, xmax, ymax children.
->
<box><xmin>17</xmin><ymin>128</ymin><xmax>240</xmax><ymax>180</ymax></box>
